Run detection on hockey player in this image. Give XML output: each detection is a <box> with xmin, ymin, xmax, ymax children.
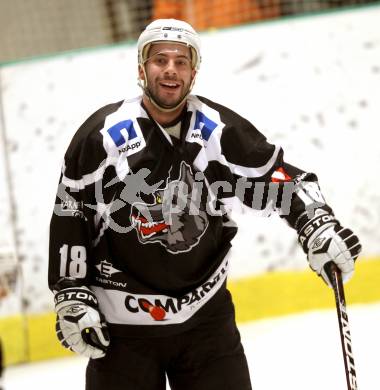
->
<box><xmin>48</xmin><ymin>19</ymin><xmax>361</xmax><ymax>389</ymax></box>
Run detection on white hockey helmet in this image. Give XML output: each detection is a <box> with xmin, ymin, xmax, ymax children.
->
<box><xmin>137</xmin><ymin>19</ymin><xmax>201</xmax><ymax>70</ymax></box>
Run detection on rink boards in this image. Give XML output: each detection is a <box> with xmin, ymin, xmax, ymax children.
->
<box><xmin>0</xmin><ymin>256</ymin><xmax>379</xmax><ymax>365</ymax></box>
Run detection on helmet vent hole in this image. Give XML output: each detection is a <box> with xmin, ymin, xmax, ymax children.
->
<box><xmin>164</xmin><ymin>33</ymin><xmax>168</xmax><ymax>38</ymax></box>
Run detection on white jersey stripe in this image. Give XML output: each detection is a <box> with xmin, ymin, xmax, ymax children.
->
<box><xmin>92</xmin><ymin>252</ymin><xmax>230</xmax><ymax>326</ymax></box>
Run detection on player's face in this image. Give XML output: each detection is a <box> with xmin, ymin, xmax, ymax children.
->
<box><xmin>140</xmin><ymin>42</ymin><xmax>196</xmax><ymax>109</ymax></box>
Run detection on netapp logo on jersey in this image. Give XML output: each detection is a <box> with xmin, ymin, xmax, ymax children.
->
<box><xmin>190</xmin><ymin>110</ymin><xmax>218</xmax><ymax>142</ymax></box>
<box><xmin>107</xmin><ymin>119</ymin><xmax>137</xmax><ymax>147</ymax></box>
<box><xmin>118</xmin><ymin>141</ymin><xmax>141</xmax><ymax>154</ymax></box>
<box><xmin>105</xmin><ymin>119</ymin><xmax>144</xmax><ymax>156</ymax></box>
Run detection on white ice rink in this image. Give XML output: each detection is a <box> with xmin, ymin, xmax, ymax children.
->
<box><xmin>4</xmin><ymin>303</ymin><xmax>379</xmax><ymax>390</ymax></box>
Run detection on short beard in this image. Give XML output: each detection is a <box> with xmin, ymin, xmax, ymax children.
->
<box><xmin>147</xmin><ymin>82</ymin><xmax>190</xmax><ymax>110</ymax></box>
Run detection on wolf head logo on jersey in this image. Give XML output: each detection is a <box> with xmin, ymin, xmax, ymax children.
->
<box><xmin>130</xmin><ymin>162</ymin><xmax>208</xmax><ymax>254</ymax></box>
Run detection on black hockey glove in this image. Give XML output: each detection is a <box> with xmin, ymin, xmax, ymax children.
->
<box><xmin>297</xmin><ymin>209</ymin><xmax>361</xmax><ymax>287</ymax></box>
<box><xmin>54</xmin><ymin>283</ymin><xmax>110</xmax><ymax>359</ymax></box>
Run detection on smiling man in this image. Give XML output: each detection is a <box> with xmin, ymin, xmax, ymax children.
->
<box><xmin>140</xmin><ymin>42</ymin><xmax>196</xmax><ymax>116</ymax></box>
<box><xmin>49</xmin><ymin>19</ymin><xmax>361</xmax><ymax>390</ymax></box>
<box><xmin>137</xmin><ymin>23</ymin><xmax>200</xmax><ymax>130</ymax></box>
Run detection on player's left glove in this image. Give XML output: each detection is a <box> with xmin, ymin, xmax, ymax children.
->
<box><xmin>298</xmin><ymin>209</ymin><xmax>361</xmax><ymax>286</ymax></box>
<box><xmin>54</xmin><ymin>282</ymin><xmax>110</xmax><ymax>359</ymax></box>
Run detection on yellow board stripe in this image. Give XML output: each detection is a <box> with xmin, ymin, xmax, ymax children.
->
<box><xmin>1</xmin><ymin>257</ymin><xmax>379</xmax><ymax>365</ymax></box>
<box><xmin>26</xmin><ymin>313</ymin><xmax>74</xmax><ymax>362</ymax></box>
<box><xmin>0</xmin><ymin>315</ymin><xmax>28</xmax><ymax>365</ymax></box>
<box><xmin>228</xmin><ymin>257</ymin><xmax>380</xmax><ymax>323</ymax></box>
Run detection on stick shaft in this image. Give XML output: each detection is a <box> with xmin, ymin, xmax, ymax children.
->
<box><xmin>327</xmin><ymin>262</ymin><xmax>358</xmax><ymax>390</ymax></box>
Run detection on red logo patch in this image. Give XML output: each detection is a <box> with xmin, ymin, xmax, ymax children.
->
<box><xmin>141</xmin><ymin>300</ymin><xmax>166</xmax><ymax>321</ymax></box>
<box><xmin>271</xmin><ymin>167</ymin><xmax>292</xmax><ymax>182</ymax></box>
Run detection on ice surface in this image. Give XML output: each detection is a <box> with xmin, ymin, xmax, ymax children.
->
<box><xmin>4</xmin><ymin>303</ymin><xmax>379</xmax><ymax>390</ymax></box>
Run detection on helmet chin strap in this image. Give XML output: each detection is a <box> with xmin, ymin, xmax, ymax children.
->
<box><xmin>138</xmin><ymin>64</ymin><xmax>196</xmax><ymax>113</ymax></box>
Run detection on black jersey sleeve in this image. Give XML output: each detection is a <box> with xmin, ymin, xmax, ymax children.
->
<box><xmin>48</xmin><ymin>172</ymin><xmax>93</xmax><ymax>290</ymax></box>
<box><xmin>48</xmin><ymin>102</ymin><xmax>123</xmax><ymax>291</ymax></box>
<box><xmin>214</xmin><ymin>102</ymin><xmax>333</xmax><ymax>229</ymax></box>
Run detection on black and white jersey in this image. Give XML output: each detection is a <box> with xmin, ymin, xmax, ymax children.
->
<box><xmin>49</xmin><ymin>95</ymin><xmax>330</xmax><ymax>336</ymax></box>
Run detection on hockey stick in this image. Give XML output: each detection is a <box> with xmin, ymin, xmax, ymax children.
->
<box><xmin>325</xmin><ymin>261</ymin><xmax>358</xmax><ymax>390</ymax></box>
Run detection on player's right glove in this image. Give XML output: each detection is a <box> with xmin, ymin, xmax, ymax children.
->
<box><xmin>297</xmin><ymin>209</ymin><xmax>361</xmax><ymax>287</ymax></box>
<box><xmin>54</xmin><ymin>282</ymin><xmax>110</xmax><ymax>359</ymax></box>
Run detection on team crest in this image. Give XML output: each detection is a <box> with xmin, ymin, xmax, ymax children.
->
<box><xmin>130</xmin><ymin>162</ymin><xmax>208</xmax><ymax>254</ymax></box>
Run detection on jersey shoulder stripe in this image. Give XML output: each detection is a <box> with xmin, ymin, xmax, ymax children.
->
<box><xmin>191</xmin><ymin>95</ymin><xmax>281</xmax><ymax>179</ymax></box>
<box><xmin>65</xmin><ymin>100</ymin><xmax>125</xmax><ymax>160</ymax></box>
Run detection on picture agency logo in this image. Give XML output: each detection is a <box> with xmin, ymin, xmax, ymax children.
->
<box><xmin>55</xmin><ymin>162</ymin><xmax>326</xmax><ymax>241</ymax></box>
